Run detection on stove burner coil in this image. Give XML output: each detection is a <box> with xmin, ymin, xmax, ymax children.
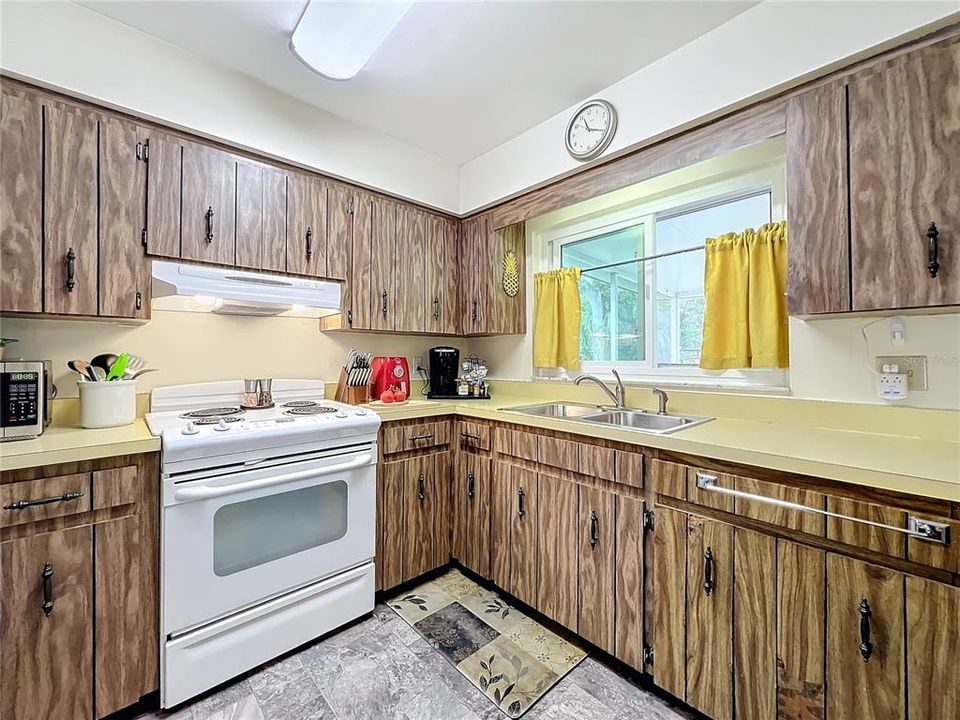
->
<box><xmin>284</xmin><ymin>406</ymin><xmax>338</xmax><ymax>416</ymax></box>
<box><xmin>181</xmin><ymin>407</ymin><xmax>245</xmax><ymax>419</ymax></box>
<box><xmin>281</xmin><ymin>400</ymin><xmax>321</xmax><ymax>408</ymax></box>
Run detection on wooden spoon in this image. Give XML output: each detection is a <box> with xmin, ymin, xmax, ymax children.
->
<box><xmin>68</xmin><ymin>359</ymin><xmax>99</xmax><ymax>382</ymax></box>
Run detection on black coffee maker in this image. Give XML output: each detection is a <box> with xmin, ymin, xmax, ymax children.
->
<box><xmin>427</xmin><ymin>346</ymin><xmax>460</xmax><ymax>398</ymax></box>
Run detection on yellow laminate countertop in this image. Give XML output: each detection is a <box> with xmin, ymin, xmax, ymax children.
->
<box><xmin>369</xmin><ymin>397</ymin><xmax>960</xmax><ymax>504</ymax></box>
<box><xmin>0</xmin><ymin>420</ymin><xmax>160</xmax><ymax>473</ymax></box>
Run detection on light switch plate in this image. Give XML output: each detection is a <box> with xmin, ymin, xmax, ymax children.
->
<box><xmin>875</xmin><ymin>355</ymin><xmax>928</xmax><ymax>391</ymax></box>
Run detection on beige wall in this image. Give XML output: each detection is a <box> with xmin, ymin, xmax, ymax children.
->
<box><xmin>0</xmin><ymin>312</ymin><xmax>465</xmax><ymax>400</ymax></box>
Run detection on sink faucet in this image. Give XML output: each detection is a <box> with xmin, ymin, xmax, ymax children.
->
<box><xmin>574</xmin><ymin>369</ymin><xmax>626</xmax><ymax>408</ymax></box>
<box><xmin>652</xmin><ymin>387</ymin><xmax>669</xmax><ymax>415</ymax></box>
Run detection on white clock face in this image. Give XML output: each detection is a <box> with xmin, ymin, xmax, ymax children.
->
<box><xmin>566</xmin><ymin>101</ymin><xmax>616</xmax><ymax>160</ymax></box>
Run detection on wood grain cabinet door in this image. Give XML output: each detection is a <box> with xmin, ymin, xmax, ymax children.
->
<box><xmin>378</xmin><ymin>459</ymin><xmax>405</xmax><ymax>591</ymax></box>
<box><xmin>369</xmin><ymin>197</ymin><xmax>397</xmax><ymax>331</ymax></box>
<box><xmin>0</xmin><ymin>84</ymin><xmax>43</xmax><ymax>312</ymax></box>
<box><xmin>489</xmin><ymin>460</ymin><xmax>513</xmax><ymax>592</ymax></box>
<box><xmin>144</xmin><ymin>130</ymin><xmax>183</xmax><ymax>259</ymax></box>
<box><xmin>402</xmin><ymin>454</ymin><xmax>435</xmax><ymax>583</ymax></box>
<box><xmin>395</xmin><ymin>205</ymin><xmax>427</xmax><ymax>332</ymax></box>
<box><xmin>443</xmin><ymin>219</ymin><xmax>462</xmax><ymax>334</ymax></box>
<box><xmin>577</xmin><ymin>485</ymin><xmax>616</xmax><ymax>654</ymax></box>
<box><xmin>491</xmin><ymin>222</ymin><xmax>525</xmax><ymax>335</ymax></box>
<box><xmin>733</xmin><ymin>528</ymin><xmax>776</xmax><ymax>720</ymax></box>
<box><xmin>454</xmin><ymin>451</ymin><xmax>490</xmax><ymax>577</ymax></box>
<box><xmin>326</xmin><ymin>183</ymin><xmax>353</xmax><ymax>281</ymax></box>
<box><xmin>652</xmin><ymin>506</ymin><xmax>687</xmax><ymax>701</ymax></box>
<box><xmin>261</xmin><ymin>168</ymin><xmax>287</xmax><ymax>273</ymax></box>
<box><xmin>181</xmin><ymin>141</ymin><xmax>237</xmax><ymax>266</ymax></box>
<box><xmin>906</xmin><ymin>577</ymin><xmax>960</xmax><ymax>720</ymax></box>
<box><xmin>614</xmin><ymin>495</ymin><xmax>644</xmax><ymax>671</ymax></box>
<box><xmin>1</xmin><ymin>525</ymin><xmax>94</xmax><ymax>720</ymax></box>
<box><xmin>785</xmin><ymin>80</ymin><xmax>850</xmax><ymax>315</ymax></box>
<box><xmin>425</xmin><ymin>214</ymin><xmax>448</xmax><ymax>335</ymax></box>
<box><xmin>286</xmin><ymin>173</ymin><xmax>327</xmax><ymax>277</ymax></box>
<box><xmin>536</xmin><ymin>473</ymin><xmax>578</xmax><ymax>632</ymax></box>
<box><xmin>685</xmin><ymin>516</ymin><xmax>734</xmax><ymax>720</ymax></box>
<box><xmin>461</xmin><ymin>215</ymin><xmax>486</xmax><ymax>334</ymax></box>
<box><xmin>849</xmin><ymin>37</ymin><xmax>960</xmax><ymax>310</ymax></box>
<box><xmin>508</xmin><ymin>465</ymin><xmax>539</xmax><ymax>608</ymax></box>
<box><xmin>235</xmin><ymin>159</ymin><xmax>264</xmax><ymax>270</ymax></box>
<box><xmin>99</xmin><ymin>115</ymin><xmax>149</xmax><ymax>318</ymax></box>
<box><xmin>431</xmin><ymin>449</ymin><xmax>452</xmax><ymax>568</ymax></box>
<box><xmin>825</xmin><ymin>554</ymin><xmax>905</xmax><ymax>720</ymax></box>
<box><xmin>44</xmin><ymin>99</ymin><xmax>98</xmax><ymax>315</ymax></box>
<box><xmin>349</xmin><ymin>191</ymin><xmax>374</xmax><ymax>330</ymax></box>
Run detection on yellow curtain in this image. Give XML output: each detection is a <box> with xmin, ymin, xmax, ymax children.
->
<box><xmin>700</xmin><ymin>221</ymin><xmax>789</xmax><ymax>370</ymax></box>
<box><xmin>533</xmin><ymin>267</ymin><xmax>582</xmax><ymax>369</ymax></box>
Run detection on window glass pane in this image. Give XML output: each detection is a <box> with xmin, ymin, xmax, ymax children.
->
<box><xmin>562</xmin><ymin>223</ymin><xmax>645</xmax><ymax>362</ymax></box>
<box><xmin>213</xmin><ymin>481</ymin><xmax>348</xmax><ymax>576</ymax></box>
<box><xmin>654</xmin><ymin>193</ymin><xmax>770</xmax><ymax>366</ymax></box>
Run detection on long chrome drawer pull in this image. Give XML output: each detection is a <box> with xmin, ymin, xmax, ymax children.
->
<box><xmin>695</xmin><ymin>472</ymin><xmax>950</xmax><ymax>545</ymax></box>
<box><xmin>3</xmin><ymin>491</ymin><xmax>85</xmax><ymax>511</ymax></box>
<box><xmin>408</xmin><ymin>433</ymin><xmax>435</xmax><ymax>442</ymax></box>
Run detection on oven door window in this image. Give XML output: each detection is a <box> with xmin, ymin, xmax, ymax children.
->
<box><xmin>213</xmin><ymin>480</ymin><xmax>348</xmax><ymax>576</ymax></box>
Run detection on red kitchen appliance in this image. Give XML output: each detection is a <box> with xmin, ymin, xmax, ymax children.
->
<box><xmin>371</xmin><ymin>356</ymin><xmax>410</xmax><ymax>399</ymax></box>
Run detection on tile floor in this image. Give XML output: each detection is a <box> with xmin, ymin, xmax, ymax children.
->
<box><xmin>139</xmin><ymin>604</ymin><xmax>691</xmax><ymax>720</ymax></box>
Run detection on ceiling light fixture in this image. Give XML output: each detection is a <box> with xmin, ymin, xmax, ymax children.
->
<box><xmin>290</xmin><ymin>1</ymin><xmax>414</xmax><ymax>81</ymax></box>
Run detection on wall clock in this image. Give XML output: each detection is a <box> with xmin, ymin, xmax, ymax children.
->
<box><xmin>565</xmin><ymin>99</ymin><xmax>617</xmax><ymax>161</ymax></box>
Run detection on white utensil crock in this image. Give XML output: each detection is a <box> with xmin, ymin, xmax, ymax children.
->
<box><xmin>79</xmin><ymin>379</ymin><xmax>137</xmax><ymax>429</ymax></box>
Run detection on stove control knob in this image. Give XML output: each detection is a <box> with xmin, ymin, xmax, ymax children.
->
<box><xmin>354</xmin><ymin>409</ymin><xmax>368</xmax><ymax>416</ymax></box>
<box><xmin>214</xmin><ymin>418</ymin><xmax>231</xmax><ymax>432</ymax></box>
<box><xmin>182</xmin><ymin>422</ymin><xmax>199</xmax><ymax>436</ymax></box>
<box><xmin>335</xmin><ymin>411</ymin><xmax>348</xmax><ymax>419</ymax></box>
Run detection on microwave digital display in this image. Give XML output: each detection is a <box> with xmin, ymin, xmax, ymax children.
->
<box><xmin>1</xmin><ymin>372</ymin><xmax>40</xmax><ymax>427</ymax></box>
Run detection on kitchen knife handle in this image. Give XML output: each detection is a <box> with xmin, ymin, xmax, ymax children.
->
<box><xmin>306</xmin><ymin>226</ymin><xmax>313</xmax><ymax>260</ymax></box>
<box><xmin>41</xmin><ymin>562</ymin><xmax>54</xmax><ymax>617</ymax></box>
<box><xmin>205</xmin><ymin>206</ymin><xmax>215</xmax><ymax>243</ymax></box>
<box><xmin>65</xmin><ymin>248</ymin><xmax>76</xmax><ymax>292</ymax></box>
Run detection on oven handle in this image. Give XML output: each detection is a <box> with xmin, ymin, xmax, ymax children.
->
<box><xmin>172</xmin><ymin>453</ymin><xmax>373</xmax><ymax>502</ymax></box>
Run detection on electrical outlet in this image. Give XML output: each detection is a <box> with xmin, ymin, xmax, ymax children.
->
<box><xmin>875</xmin><ymin>355</ymin><xmax>928</xmax><ymax>391</ymax></box>
<box><xmin>414</xmin><ymin>355</ymin><xmax>425</xmax><ymax>372</ymax></box>
<box><xmin>877</xmin><ymin>372</ymin><xmax>908</xmax><ymax>400</ymax></box>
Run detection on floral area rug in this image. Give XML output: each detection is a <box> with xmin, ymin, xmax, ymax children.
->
<box><xmin>387</xmin><ymin>569</ymin><xmax>587</xmax><ymax>718</ymax></box>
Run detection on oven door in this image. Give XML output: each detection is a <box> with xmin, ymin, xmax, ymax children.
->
<box><xmin>162</xmin><ymin>446</ymin><xmax>375</xmax><ymax>635</ymax></box>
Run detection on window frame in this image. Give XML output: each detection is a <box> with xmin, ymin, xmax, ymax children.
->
<box><xmin>540</xmin><ymin>161</ymin><xmax>788</xmax><ymax>391</ymax></box>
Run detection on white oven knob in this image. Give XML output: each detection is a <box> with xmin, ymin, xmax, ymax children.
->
<box><xmin>182</xmin><ymin>421</ymin><xmax>199</xmax><ymax>435</ymax></box>
<box><xmin>354</xmin><ymin>409</ymin><xmax>368</xmax><ymax>416</ymax></box>
<box><xmin>214</xmin><ymin>418</ymin><xmax>230</xmax><ymax>432</ymax></box>
<box><xmin>335</xmin><ymin>411</ymin><xmax>348</xmax><ymax>418</ymax></box>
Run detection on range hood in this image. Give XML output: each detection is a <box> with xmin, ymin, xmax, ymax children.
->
<box><xmin>151</xmin><ymin>261</ymin><xmax>341</xmax><ymax>318</ymax></box>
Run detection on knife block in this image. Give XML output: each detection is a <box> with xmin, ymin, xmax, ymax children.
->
<box><xmin>334</xmin><ymin>368</ymin><xmax>372</xmax><ymax>405</ymax></box>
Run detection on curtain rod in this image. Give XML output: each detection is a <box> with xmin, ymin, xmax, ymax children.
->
<box><xmin>579</xmin><ymin>244</ymin><xmax>705</xmax><ymax>274</ymax></box>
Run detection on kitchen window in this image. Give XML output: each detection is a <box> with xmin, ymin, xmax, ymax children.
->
<box><xmin>544</xmin><ymin>162</ymin><xmax>788</xmax><ymax>390</ymax></box>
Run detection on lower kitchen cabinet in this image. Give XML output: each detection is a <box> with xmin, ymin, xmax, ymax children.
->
<box><xmin>453</xmin><ymin>451</ymin><xmax>490</xmax><ymax>578</ymax></box>
<box><xmin>536</xmin><ymin>473</ymin><xmax>578</xmax><ymax>631</ymax></box>
<box><xmin>508</xmin><ymin>465</ymin><xmax>539</xmax><ymax>608</ymax></box>
<box><xmin>906</xmin><ymin>576</ymin><xmax>960</xmax><ymax>719</ymax></box>
<box><xmin>733</xmin><ymin>528</ymin><xmax>776</xmax><ymax>720</ymax></box>
<box><xmin>402</xmin><ymin>454</ymin><xmax>436</xmax><ymax>581</ymax></box>
<box><xmin>577</xmin><ymin>485</ymin><xmax>616</xmax><ymax>654</ymax></box>
<box><xmin>0</xmin><ymin>456</ymin><xmax>159</xmax><ymax>720</ymax></box>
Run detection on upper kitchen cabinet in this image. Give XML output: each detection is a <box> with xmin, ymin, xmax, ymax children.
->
<box><xmin>99</xmin><ymin>116</ymin><xmax>149</xmax><ymax>319</ymax></box>
<box><xmin>369</xmin><ymin>197</ymin><xmax>398</xmax><ymax>332</ymax></box>
<box><xmin>286</xmin><ymin>173</ymin><xmax>327</xmax><ymax>277</ymax></box>
<box><xmin>395</xmin><ymin>205</ymin><xmax>427</xmax><ymax>333</ymax></box>
<box><xmin>0</xmin><ymin>84</ymin><xmax>43</xmax><ymax>313</ymax></box>
<box><xmin>234</xmin><ymin>160</ymin><xmax>289</xmax><ymax>273</ymax></box>
<box><xmin>426</xmin><ymin>215</ymin><xmax>460</xmax><ymax>335</ymax></box>
<box><xmin>461</xmin><ymin>215</ymin><xmax>526</xmax><ymax>336</ymax></box>
<box><xmin>261</xmin><ymin>168</ymin><xmax>287</xmax><ymax>273</ymax></box>
<box><xmin>143</xmin><ymin>129</ymin><xmax>183</xmax><ymax>260</ymax></box>
<box><xmin>44</xmin><ymin>99</ymin><xmax>99</xmax><ymax>316</ymax></box>
<box><xmin>181</xmin><ymin>140</ymin><xmax>237</xmax><ymax>266</ymax></box>
<box><xmin>326</xmin><ymin>183</ymin><xmax>353</xmax><ymax>281</ymax></box>
<box><xmin>461</xmin><ymin>215</ymin><xmax>491</xmax><ymax>334</ymax></box>
<box><xmin>849</xmin><ymin>36</ymin><xmax>960</xmax><ymax>311</ymax></box>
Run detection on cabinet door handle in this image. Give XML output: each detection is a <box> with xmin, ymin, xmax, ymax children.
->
<box><xmin>517</xmin><ymin>487</ymin><xmax>526</xmax><ymax>518</ymax></box>
<box><xmin>471</xmin><ymin>298</ymin><xmax>478</xmax><ymax>321</ymax></box>
<box><xmin>858</xmin><ymin>598</ymin><xmax>873</xmax><ymax>662</ymax></box>
<box><xmin>65</xmin><ymin>248</ymin><xmax>76</xmax><ymax>292</ymax></box>
<box><xmin>460</xmin><ymin>431</ymin><xmax>482</xmax><ymax>443</ymax></box>
<box><xmin>3</xmin><ymin>490</ymin><xmax>84</xmax><ymax>511</ymax></box>
<box><xmin>433</xmin><ymin>296</ymin><xmax>440</xmax><ymax>321</ymax></box>
<box><xmin>589</xmin><ymin>510</ymin><xmax>599</xmax><ymax>548</ymax></box>
<box><xmin>467</xmin><ymin>470</ymin><xmax>475</xmax><ymax>499</ymax></box>
<box><xmin>306</xmin><ymin>226</ymin><xmax>313</xmax><ymax>260</ymax></box>
<box><xmin>703</xmin><ymin>546</ymin><xmax>714</xmax><ymax>596</ymax></box>
<box><xmin>41</xmin><ymin>562</ymin><xmax>54</xmax><ymax>617</ymax></box>
<box><xmin>135</xmin><ymin>290</ymin><xmax>143</xmax><ymax>311</ymax></box>
<box><xmin>205</xmin><ymin>206</ymin><xmax>214</xmax><ymax>243</ymax></box>
<box><xmin>408</xmin><ymin>433</ymin><xmax>434</xmax><ymax>443</ymax></box>
<box><xmin>381</xmin><ymin>290</ymin><xmax>389</xmax><ymax>316</ymax></box>
<box><xmin>417</xmin><ymin>472</ymin><xmax>425</xmax><ymax>503</ymax></box>
<box><xmin>927</xmin><ymin>222</ymin><xmax>941</xmax><ymax>278</ymax></box>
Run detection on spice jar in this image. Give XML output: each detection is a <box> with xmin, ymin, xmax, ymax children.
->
<box><xmin>242</xmin><ymin>379</ymin><xmax>259</xmax><ymax>408</ymax></box>
<box><xmin>258</xmin><ymin>378</ymin><xmax>273</xmax><ymax>406</ymax></box>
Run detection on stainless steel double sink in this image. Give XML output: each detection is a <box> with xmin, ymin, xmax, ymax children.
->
<box><xmin>501</xmin><ymin>402</ymin><xmax>713</xmax><ymax>435</ymax></box>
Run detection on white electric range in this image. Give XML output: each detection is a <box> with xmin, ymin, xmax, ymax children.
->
<box><xmin>145</xmin><ymin>379</ymin><xmax>381</xmax><ymax>709</ymax></box>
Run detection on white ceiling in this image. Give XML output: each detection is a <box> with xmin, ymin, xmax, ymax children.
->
<box><xmin>81</xmin><ymin>1</ymin><xmax>757</xmax><ymax>165</ymax></box>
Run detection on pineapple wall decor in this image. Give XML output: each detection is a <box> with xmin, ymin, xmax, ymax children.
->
<box><xmin>502</xmin><ymin>250</ymin><xmax>520</xmax><ymax>297</ymax></box>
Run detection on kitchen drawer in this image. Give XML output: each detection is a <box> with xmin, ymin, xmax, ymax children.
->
<box><xmin>649</xmin><ymin>459</ymin><xmax>687</xmax><ymax>500</ymax></box>
<box><xmin>578</xmin><ymin>443</ymin><xmax>614</xmax><ymax>480</ymax></box>
<box><xmin>734</xmin><ymin>476</ymin><xmax>825</xmax><ymax>535</ymax></box>
<box><xmin>686</xmin><ymin>467</ymin><xmax>735</xmax><ymax>513</ymax></box>
<box><xmin>382</xmin><ymin>421</ymin><xmax>450</xmax><ymax>455</ymax></box>
<box><xmin>458</xmin><ymin>421</ymin><xmax>490</xmax><ymax>451</ymax></box>
<box><xmin>495</xmin><ymin>426</ymin><xmax>537</xmax><ymax>461</ymax></box>
<box><xmin>91</xmin><ymin>465</ymin><xmax>138</xmax><ymax>509</ymax></box>
<box><xmin>538</xmin><ymin>436</ymin><xmax>578</xmax><ymax>474</ymax></box>
<box><xmin>907</xmin><ymin>513</ymin><xmax>959</xmax><ymax>574</ymax></box>
<box><xmin>0</xmin><ymin>473</ymin><xmax>92</xmax><ymax>527</ymax></box>
<box><xmin>615</xmin><ymin>451</ymin><xmax>643</xmax><ymax>489</ymax></box>
<box><xmin>826</xmin><ymin>497</ymin><xmax>906</xmax><ymax>558</ymax></box>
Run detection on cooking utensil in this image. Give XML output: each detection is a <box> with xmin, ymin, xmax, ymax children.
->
<box><xmin>91</xmin><ymin>366</ymin><xmax>107</xmax><ymax>382</ymax></box>
<box><xmin>91</xmin><ymin>353</ymin><xmax>118</xmax><ymax>375</ymax></box>
<box><xmin>68</xmin><ymin>359</ymin><xmax>99</xmax><ymax>382</ymax></box>
<box><xmin>106</xmin><ymin>353</ymin><xmax>130</xmax><ymax>381</ymax></box>
<box><xmin>127</xmin><ymin>368</ymin><xmax>158</xmax><ymax>380</ymax></box>
<box><xmin>125</xmin><ymin>354</ymin><xmax>147</xmax><ymax>373</ymax></box>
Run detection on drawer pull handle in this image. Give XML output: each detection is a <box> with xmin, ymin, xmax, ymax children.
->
<box><xmin>41</xmin><ymin>562</ymin><xmax>54</xmax><ymax>617</ymax></box>
<box><xmin>517</xmin><ymin>487</ymin><xmax>526</xmax><ymax>518</ymax></box>
<box><xmin>703</xmin><ymin>546</ymin><xmax>715</xmax><ymax>596</ymax></box>
<box><xmin>467</xmin><ymin>470</ymin><xmax>475</xmax><ymax>499</ymax></box>
<box><xmin>4</xmin><ymin>491</ymin><xmax>84</xmax><ymax>511</ymax></box>
<box><xmin>695</xmin><ymin>472</ymin><xmax>950</xmax><ymax>544</ymax></box>
<box><xmin>205</xmin><ymin>206</ymin><xmax>215</xmax><ymax>243</ymax></box>
<box><xmin>65</xmin><ymin>248</ymin><xmax>76</xmax><ymax>292</ymax></box>
<box><xmin>417</xmin><ymin>472</ymin><xmax>425</xmax><ymax>503</ymax></box>
<box><xmin>460</xmin><ymin>431</ymin><xmax>482</xmax><ymax>442</ymax></box>
<box><xmin>409</xmin><ymin>433</ymin><xmax>435</xmax><ymax>443</ymax></box>
<box><xmin>589</xmin><ymin>510</ymin><xmax>599</xmax><ymax>548</ymax></box>
<box><xmin>927</xmin><ymin>222</ymin><xmax>940</xmax><ymax>278</ymax></box>
<box><xmin>858</xmin><ymin>598</ymin><xmax>873</xmax><ymax>662</ymax></box>
<box><xmin>306</xmin><ymin>226</ymin><xmax>313</xmax><ymax>260</ymax></box>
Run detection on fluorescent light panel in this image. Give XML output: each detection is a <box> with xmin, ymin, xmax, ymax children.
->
<box><xmin>291</xmin><ymin>1</ymin><xmax>414</xmax><ymax>81</ymax></box>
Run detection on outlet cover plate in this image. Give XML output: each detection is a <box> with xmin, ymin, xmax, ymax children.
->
<box><xmin>875</xmin><ymin>355</ymin><xmax>928</xmax><ymax>391</ymax></box>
